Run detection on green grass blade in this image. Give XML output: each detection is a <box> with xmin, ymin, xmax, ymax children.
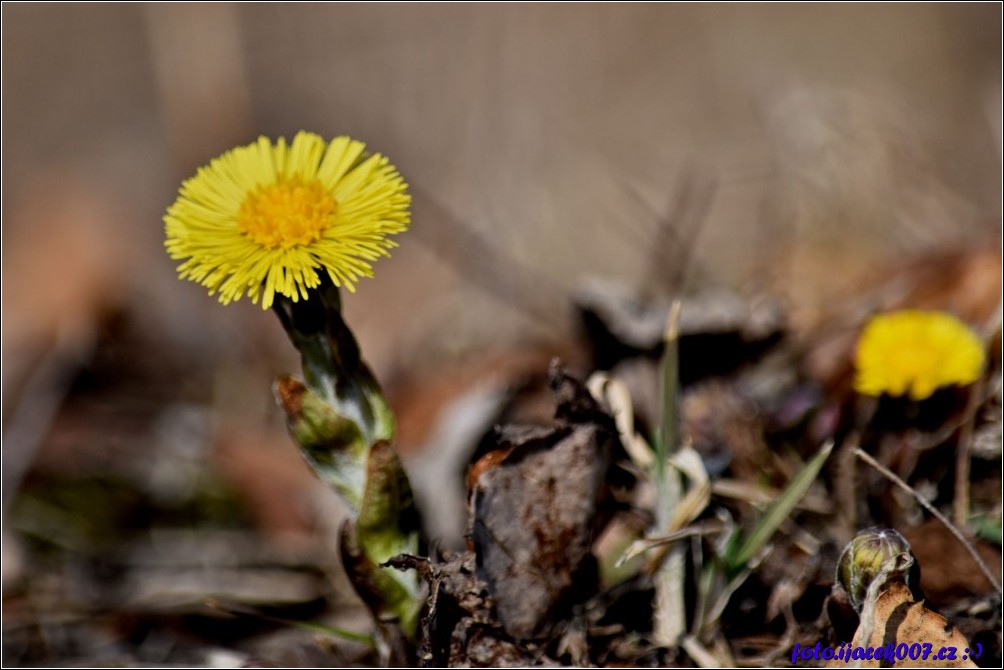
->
<box><xmin>655</xmin><ymin>301</ymin><xmax>682</xmax><ymax>480</ymax></box>
<box><xmin>652</xmin><ymin>301</ymin><xmax>684</xmax><ymax>647</ymax></box>
<box><xmin>290</xmin><ymin>620</ymin><xmax>376</xmax><ymax>646</ymax></box>
<box><xmin>726</xmin><ymin>441</ymin><xmax>833</xmax><ymax>571</ymax></box>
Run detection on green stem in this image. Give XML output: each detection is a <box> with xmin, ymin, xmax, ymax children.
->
<box><xmin>271</xmin><ymin>277</ymin><xmax>422</xmax><ymax>642</ymax></box>
<box><xmin>272</xmin><ymin>278</ymin><xmax>394</xmax><ymax>445</ymax></box>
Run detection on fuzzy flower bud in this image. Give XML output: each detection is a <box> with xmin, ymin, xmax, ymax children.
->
<box><xmin>836</xmin><ymin>526</ymin><xmax>915</xmax><ymax>612</ymax></box>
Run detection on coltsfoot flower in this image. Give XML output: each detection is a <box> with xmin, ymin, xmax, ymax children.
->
<box><xmin>853</xmin><ymin>310</ymin><xmax>985</xmax><ymax>401</ymax></box>
<box><xmin>836</xmin><ymin>526</ymin><xmax>914</xmax><ymax>612</ymax></box>
<box><xmin>165</xmin><ymin>131</ymin><xmax>410</xmax><ymax>309</ymax></box>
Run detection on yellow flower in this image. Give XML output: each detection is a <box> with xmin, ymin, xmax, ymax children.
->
<box><xmin>165</xmin><ymin>131</ymin><xmax>410</xmax><ymax>309</ymax></box>
<box><xmin>854</xmin><ymin>310</ymin><xmax>985</xmax><ymax>400</ymax></box>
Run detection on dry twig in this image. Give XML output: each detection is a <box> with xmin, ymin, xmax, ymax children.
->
<box><xmin>853</xmin><ymin>446</ymin><xmax>1002</xmax><ymax>596</ymax></box>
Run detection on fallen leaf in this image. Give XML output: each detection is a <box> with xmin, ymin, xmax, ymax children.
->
<box><xmin>829</xmin><ymin>581</ymin><xmax>977</xmax><ymax>668</ymax></box>
<box><xmin>470</xmin><ymin>362</ymin><xmax>615</xmax><ymax>639</ymax></box>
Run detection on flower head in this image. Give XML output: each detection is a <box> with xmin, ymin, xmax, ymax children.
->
<box><xmin>165</xmin><ymin>132</ymin><xmax>409</xmax><ymax>309</ymax></box>
<box><xmin>853</xmin><ymin>309</ymin><xmax>985</xmax><ymax>400</ymax></box>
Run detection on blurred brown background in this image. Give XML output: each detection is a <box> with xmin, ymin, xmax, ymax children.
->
<box><xmin>4</xmin><ymin>4</ymin><xmax>1000</xmax><ymax>371</ymax></box>
<box><xmin>1</xmin><ymin>4</ymin><xmax>1000</xmax><ymax>664</ymax></box>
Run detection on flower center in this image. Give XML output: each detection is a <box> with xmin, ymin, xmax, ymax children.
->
<box><xmin>238</xmin><ymin>177</ymin><xmax>336</xmax><ymax>249</ymax></box>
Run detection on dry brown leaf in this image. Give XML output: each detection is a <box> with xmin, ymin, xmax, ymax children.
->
<box><xmin>470</xmin><ymin>363</ymin><xmax>615</xmax><ymax>640</ymax></box>
<box><xmin>828</xmin><ymin>581</ymin><xmax>978</xmax><ymax>668</ymax></box>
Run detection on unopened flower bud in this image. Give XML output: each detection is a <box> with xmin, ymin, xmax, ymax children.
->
<box><xmin>836</xmin><ymin>527</ymin><xmax>914</xmax><ymax>612</ymax></box>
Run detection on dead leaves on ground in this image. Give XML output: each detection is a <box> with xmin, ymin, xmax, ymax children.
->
<box><xmin>829</xmin><ymin>581</ymin><xmax>978</xmax><ymax>668</ymax></box>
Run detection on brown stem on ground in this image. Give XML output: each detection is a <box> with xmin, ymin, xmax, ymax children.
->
<box><xmin>834</xmin><ymin>433</ymin><xmax>860</xmax><ymax>543</ymax></box>
<box><xmin>954</xmin><ymin>376</ymin><xmax>985</xmax><ymax>528</ymax></box>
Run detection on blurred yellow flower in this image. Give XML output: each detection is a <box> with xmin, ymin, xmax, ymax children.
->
<box><xmin>854</xmin><ymin>310</ymin><xmax>985</xmax><ymax>400</ymax></box>
<box><xmin>165</xmin><ymin>131</ymin><xmax>410</xmax><ymax>309</ymax></box>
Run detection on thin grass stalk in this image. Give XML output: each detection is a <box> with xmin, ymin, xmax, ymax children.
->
<box><xmin>653</xmin><ymin>301</ymin><xmax>685</xmax><ymax>647</ymax></box>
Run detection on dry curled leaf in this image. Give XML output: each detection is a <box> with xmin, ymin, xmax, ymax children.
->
<box><xmin>828</xmin><ymin>581</ymin><xmax>978</xmax><ymax>668</ymax></box>
<box><xmin>470</xmin><ymin>362</ymin><xmax>615</xmax><ymax>640</ymax></box>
